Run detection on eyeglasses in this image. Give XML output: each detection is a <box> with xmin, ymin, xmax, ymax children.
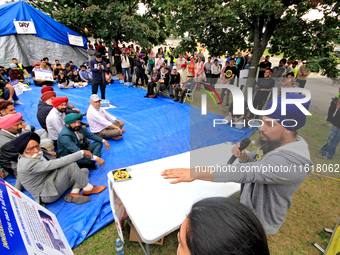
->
<box><xmin>26</xmin><ymin>144</ymin><xmax>40</xmax><ymax>152</ymax></box>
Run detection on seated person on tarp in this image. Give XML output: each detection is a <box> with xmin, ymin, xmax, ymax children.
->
<box><xmin>79</xmin><ymin>65</ymin><xmax>92</xmax><ymax>84</ymax></box>
<box><xmin>153</xmin><ymin>66</ymin><xmax>170</xmax><ymax>98</ymax></box>
<box><xmin>37</xmin><ymin>90</ymin><xmax>79</xmax><ymax>130</ymax></box>
<box><xmin>0</xmin><ymin>100</ymin><xmax>34</xmax><ymax>131</ymax></box>
<box><xmin>225</xmin><ymin>101</ymin><xmax>248</xmax><ymax>129</ymax></box>
<box><xmin>57</xmin><ymin>113</ymin><xmax>110</xmax><ymax>169</ymax></box>
<box><xmin>58</xmin><ymin>70</ymin><xmax>74</xmax><ymax>89</ymax></box>
<box><xmin>8</xmin><ymin>64</ymin><xmax>27</xmax><ymax>83</ymax></box>
<box><xmin>13</xmin><ymin>132</ymin><xmax>107</xmax><ymax>205</ymax></box>
<box><xmin>0</xmin><ymin>113</ymin><xmax>55</xmax><ymax>188</ymax></box>
<box><xmin>53</xmin><ymin>63</ymin><xmax>63</xmax><ymax>80</ymax></box>
<box><xmin>173</xmin><ymin>73</ymin><xmax>196</xmax><ymax>103</ymax></box>
<box><xmin>33</xmin><ymin>60</ymin><xmax>54</xmax><ymax>87</ymax></box>
<box><xmin>71</xmin><ymin>69</ymin><xmax>85</xmax><ymax>87</ymax></box>
<box><xmin>177</xmin><ymin>197</ymin><xmax>270</xmax><ymax>255</ymax></box>
<box><xmin>145</xmin><ymin>67</ymin><xmax>160</xmax><ymax>97</ymax></box>
<box><xmin>12</xmin><ymin>58</ymin><xmax>31</xmax><ymax>79</ymax></box>
<box><xmin>0</xmin><ymin>78</ymin><xmax>23</xmax><ymax>105</ymax></box>
<box><xmin>87</xmin><ymin>95</ymin><xmax>125</xmax><ymax>140</ymax></box>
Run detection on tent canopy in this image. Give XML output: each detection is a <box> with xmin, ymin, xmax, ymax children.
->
<box><xmin>0</xmin><ymin>1</ymin><xmax>88</xmax><ymax>67</ymax></box>
<box><xmin>0</xmin><ymin>1</ymin><xmax>87</xmax><ymax>47</ymax></box>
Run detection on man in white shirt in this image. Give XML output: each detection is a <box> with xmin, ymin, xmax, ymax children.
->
<box><xmin>175</xmin><ymin>55</ymin><xmax>187</xmax><ymax>71</ymax></box>
<box><xmin>178</xmin><ymin>64</ymin><xmax>188</xmax><ymax>87</ymax></box>
<box><xmin>87</xmin><ymin>95</ymin><xmax>125</xmax><ymax>140</ymax></box>
<box><xmin>155</xmin><ymin>53</ymin><xmax>165</xmax><ymax>71</ymax></box>
<box><xmin>46</xmin><ymin>97</ymin><xmax>68</xmax><ymax>146</ymax></box>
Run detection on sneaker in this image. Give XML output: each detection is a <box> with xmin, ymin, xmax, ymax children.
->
<box><xmin>14</xmin><ymin>101</ymin><xmax>24</xmax><ymax>105</ymax></box>
<box><xmin>173</xmin><ymin>98</ymin><xmax>179</xmax><ymax>102</ymax></box>
<box><xmin>144</xmin><ymin>94</ymin><xmax>149</xmax><ymax>97</ymax></box>
<box><xmin>153</xmin><ymin>93</ymin><xmax>158</xmax><ymax>99</ymax></box>
<box><xmin>170</xmin><ymin>94</ymin><xmax>174</xmax><ymax>98</ymax></box>
<box><xmin>179</xmin><ymin>100</ymin><xmax>183</xmax><ymax>104</ymax></box>
<box><xmin>82</xmin><ymin>185</ymin><xmax>107</xmax><ymax>196</ymax></box>
<box><xmin>64</xmin><ymin>193</ymin><xmax>91</xmax><ymax>204</ymax></box>
<box><xmin>317</xmin><ymin>154</ymin><xmax>329</xmax><ymax>159</ymax></box>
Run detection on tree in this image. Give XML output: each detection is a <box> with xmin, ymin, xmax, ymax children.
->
<box><xmin>161</xmin><ymin>0</ymin><xmax>340</xmax><ymax>86</ymax></box>
<box><xmin>27</xmin><ymin>0</ymin><xmax>170</xmax><ymax>63</ymax></box>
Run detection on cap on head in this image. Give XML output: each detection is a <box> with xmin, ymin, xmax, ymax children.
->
<box><xmin>173</xmin><ymin>66</ymin><xmax>177</xmax><ymax>70</ymax></box>
<box><xmin>13</xmin><ymin>132</ymin><xmax>40</xmax><ymax>155</ymax></box>
<box><xmin>95</xmin><ymin>52</ymin><xmax>102</xmax><ymax>58</ymax></box>
<box><xmin>90</xmin><ymin>94</ymin><xmax>101</xmax><ymax>102</ymax></box>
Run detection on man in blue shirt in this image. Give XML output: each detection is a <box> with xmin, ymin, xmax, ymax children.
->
<box><xmin>79</xmin><ymin>65</ymin><xmax>92</xmax><ymax>84</ymax></box>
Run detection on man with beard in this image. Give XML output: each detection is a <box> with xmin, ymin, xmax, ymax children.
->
<box><xmin>0</xmin><ymin>113</ymin><xmax>56</xmax><ymax>189</ymax></box>
<box><xmin>46</xmin><ymin>97</ymin><xmax>68</xmax><ymax>147</ymax></box>
<box><xmin>37</xmin><ymin>90</ymin><xmax>79</xmax><ymax>130</ymax></box>
<box><xmin>87</xmin><ymin>95</ymin><xmax>125</xmax><ymax>140</ymax></box>
<box><xmin>14</xmin><ymin>132</ymin><xmax>107</xmax><ymax>205</ymax></box>
<box><xmin>57</xmin><ymin>113</ymin><xmax>110</xmax><ymax>169</ymax></box>
<box><xmin>161</xmin><ymin>93</ymin><xmax>313</xmax><ymax>235</ymax></box>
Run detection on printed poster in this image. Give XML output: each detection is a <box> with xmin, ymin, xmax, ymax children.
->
<box><xmin>0</xmin><ymin>180</ymin><xmax>73</xmax><ymax>255</ymax></box>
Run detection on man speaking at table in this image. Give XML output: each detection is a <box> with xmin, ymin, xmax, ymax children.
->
<box><xmin>162</xmin><ymin>94</ymin><xmax>313</xmax><ymax>235</ymax></box>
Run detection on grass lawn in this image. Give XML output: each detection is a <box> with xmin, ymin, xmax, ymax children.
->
<box><xmin>74</xmin><ymin>89</ymin><xmax>339</xmax><ymax>255</ymax></box>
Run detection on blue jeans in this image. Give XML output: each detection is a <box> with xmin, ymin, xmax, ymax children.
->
<box><xmin>321</xmin><ymin>125</ymin><xmax>340</xmax><ymax>159</ymax></box>
<box><xmin>122</xmin><ymin>68</ymin><xmax>131</xmax><ymax>82</ymax></box>
<box><xmin>4</xmin><ymin>88</ymin><xmax>19</xmax><ymax>101</ymax></box>
<box><xmin>169</xmin><ymin>83</ymin><xmax>180</xmax><ymax>96</ymax></box>
<box><xmin>148</xmin><ymin>63</ymin><xmax>155</xmax><ymax>75</ymax></box>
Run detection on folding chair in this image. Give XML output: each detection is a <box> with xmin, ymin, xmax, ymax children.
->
<box><xmin>184</xmin><ymin>82</ymin><xmax>198</xmax><ymax>103</ymax></box>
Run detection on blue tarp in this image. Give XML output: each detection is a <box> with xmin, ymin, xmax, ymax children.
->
<box><xmin>5</xmin><ymin>82</ymin><xmax>253</xmax><ymax>248</ymax></box>
<box><xmin>0</xmin><ymin>1</ymin><xmax>87</xmax><ymax>47</ymax></box>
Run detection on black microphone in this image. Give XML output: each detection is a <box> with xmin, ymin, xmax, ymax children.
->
<box><xmin>227</xmin><ymin>138</ymin><xmax>251</xmax><ymax>165</ymax></box>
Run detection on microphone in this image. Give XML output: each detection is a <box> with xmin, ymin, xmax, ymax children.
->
<box><xmin>227</xmin><ymin>138</ymin><xmax>251</xmax><ymax>165</ymax></box>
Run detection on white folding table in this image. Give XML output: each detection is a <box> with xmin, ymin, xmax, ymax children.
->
<box><xmin>107</xmin><ymin>142</ymin><xmax>240</xmax><ymax>255</ymax></box>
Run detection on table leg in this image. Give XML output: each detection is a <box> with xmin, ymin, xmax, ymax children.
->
<box><xmin>146</xmin><ymin>244</ymin><xmax>151</xmax><ymax>255</ymax></box>
<box><xmin>127</xmin><ymin>219</ymin><xmax>151</xmax><ymax>255</ymax></box>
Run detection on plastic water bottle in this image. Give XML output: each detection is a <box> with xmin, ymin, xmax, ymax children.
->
<box><xmin>115</xmin><ymin>238</ymin><xmax>124</xmax><ymax>255</ymax></box>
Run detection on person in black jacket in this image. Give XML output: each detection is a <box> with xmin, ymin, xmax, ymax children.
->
<box><xmin>37</xmin><ymin>91</ymin><xmax>79</xmax><ymax>130</ymax></box>
<box><xmin>169</xmin><ymin>66</ymin><xmax>180</xmax><ymax>98</ymax></box>
<box><xmin>113</xmin><ymin>45</ymin><xmax>122</xmax><ymax>73</ymax></box>
<box><xmin>153</xmin><ymin>67</ymin><xmax>170</xmax><ymax>98</ymax></box>
<box><xmin>135</xmin><ymin>53</ymin><xmax>148</xmax><ymax>87</ymax></box>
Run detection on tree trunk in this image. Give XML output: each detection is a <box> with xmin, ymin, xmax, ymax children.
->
<box><xmin>108</xmin><ymin>47</ymin><xmax>113</xmax><ymax>66</ymax></box>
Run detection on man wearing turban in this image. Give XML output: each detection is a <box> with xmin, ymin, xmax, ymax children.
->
<box><xmin>46</xmin><ymin>97</ymin><xmax>69</xmax><ymax>146</ymax></box>
<box><xmin>37</xmin><ymin>90</ymin><xmax>79</xmax><ymax>130</ymax></box>
<box><xmin>57</xmin><ymin>113</ymin><xmax>110</xmax><ymax>169</ymax></box>
<box><xmin>13</xmin><ymin>132</ymin><xmax>107</xmax><ymax>205</ymax></box>
<box><xmin>161</xmin><ymin>93</ymin><xmax>313</xmax><ymax>235</ymax></box>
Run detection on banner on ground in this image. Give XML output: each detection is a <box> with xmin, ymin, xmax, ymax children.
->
<box><xmin>13</xmin><ymin>21</ymin><xmax>36</xmax><ymax>34</ymax></box>
<box><xmin>9</xmin><ymin>80</ymin><xmax>23</xmax><ymax>96</ymax></box>
<box><xmin>0</xmin><ymin>180</ymin><xmax>73</xmax><ymax>255</ymax></box>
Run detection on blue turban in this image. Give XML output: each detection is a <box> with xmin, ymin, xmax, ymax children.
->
<box><xmin>265</xmin><ymin>93</ymin><xmax>311</xmax><ymax>131</ymax></box>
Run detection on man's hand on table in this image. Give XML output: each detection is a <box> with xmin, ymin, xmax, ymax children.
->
<box><xmin>161</xmin><ymin>168</ymin><xmax>196</xmax><ymax>184</ymax></box>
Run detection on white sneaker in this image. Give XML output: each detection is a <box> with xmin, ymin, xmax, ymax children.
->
<box><xmin>14</xmin><ymin>101</ymin><xmax>24</xmax><ymax>105</ymax></box>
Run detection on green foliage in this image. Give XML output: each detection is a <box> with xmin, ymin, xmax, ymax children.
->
<box><xmin>161</xmin><ymin>0</ymin><xmax>340</xmax><ymax>78</ymax></box>
<box><xmin>27</xmin><ymin>0</ymin><xmax>170</xmax><ymax>49</ymax></box>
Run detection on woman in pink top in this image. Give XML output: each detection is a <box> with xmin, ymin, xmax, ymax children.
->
<box><xmin>195</xmin><ymin>56</ymin><xmax>205</xmax><ymax>89</ymax></box>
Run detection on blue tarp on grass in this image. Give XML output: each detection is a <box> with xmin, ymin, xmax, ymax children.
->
<box><xmin>5</xmin><ymin>81</ymin><xmax>253</xmax><ymax>248</ymax></box>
